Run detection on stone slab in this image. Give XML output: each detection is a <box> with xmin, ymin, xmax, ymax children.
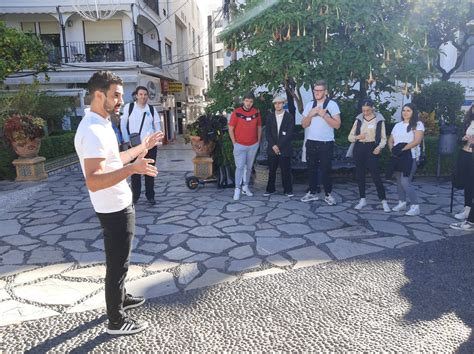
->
<box><xmin>128</xmin><ymin>272</ymin><xmax>178</xmax><ymax>299</ymax></box>
<box><xmin>187</xmin><ymin>238</ymin><xmax>236</xmax><ymax>254</ymax></box>
<box><xmin>326</xmin><ymin>239</ymin><xmax>384</xmax><ymax>260</ymax></box>
<box><xmin>228</xmin><ymin>257</ymin><xmax>262</xmax><ymax>272</ymax></box>
<box><xmin>365</xmin><ymin>236</ymin><xmax>418</xmax><ymax>249</ymax></box>
<box><xmin>228</xmin><ymin>245</ymin><xmax>254</xmax><ymax>259</ymax></box>
<box><xmin>13</xmin><ymin>278</ymin><xmax>102</xmax><ymax>305</ymax></box>
<box><xmin>0</xmin><ymin>300</ymin><xmax>60</xmax><ymax>327</ymax></box>
<box><xmin>256</xmin><ymin>238</ymin><xmax>306</xmax><ymax>256</ymax></box>
<box><xmin>186</xmin><ymin>269</ymin><xmax>237</xmax><ymax>291</ymax></box>
<box><xmin>14</xmin><ymin>263</ymin><xmax>74</xmax><ymax>285</ymax></box>
<box><xmin>287</xmin><ymin>246</ymin><xmax>332</xmax><ymax>269</ymax></box>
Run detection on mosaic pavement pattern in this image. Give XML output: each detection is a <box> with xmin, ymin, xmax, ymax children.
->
<box><xmin>0</xmin><ymin>170</ymin><xmax>471</xmax><ymax>327</ymax></box>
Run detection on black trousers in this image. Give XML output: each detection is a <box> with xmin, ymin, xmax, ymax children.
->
<box><xmin>96</xmin><ymin>204</ymin><xmax>135</xmax><ymax>324</ymax></box>
<box><xmin>266</xmin><ymin>154</ymin><xmax>292</xmax><ymax>194</ymax></box>
<box><xmin>306</xmin><ymin>140</ymin><xmax>333</xmax><ymax>195</ymax></box>
<box><xmin>131</xmin><ymin>146</ymin><xmax>157</xmax><ymax>201</ymax></box>
<box><xmin>459</xmin><ymin>150</ymin><xmax>473</xmax><ymax>208</ymax></box>
<box><xmin>353</xmin><ymin>142</ymin><xmax>386</xmax><ymax>200</ymax></box>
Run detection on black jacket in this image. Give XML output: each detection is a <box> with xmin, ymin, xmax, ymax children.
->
<box><xmin>265</xmin><ymin>111</ymin><xmax>294</xmax><ymax>157</ymax></box>
<box><xmin>386</xmin><ymin>143</ymin><xmax>413</xmax><ymax>178</ymax></box>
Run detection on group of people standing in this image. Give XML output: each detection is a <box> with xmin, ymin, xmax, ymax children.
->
<box><xmin>230</xmin><ymin>80</ymin><xmax>429</xmax><ymax>217</ymax></box>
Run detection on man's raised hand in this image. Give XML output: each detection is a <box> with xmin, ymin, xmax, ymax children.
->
<box><xmin>142</xmin><ymin>131</ymin><xmax>165</xmax><ymax>150</ymax></box>
<box><xmin>132</xmin><ymin>149</ymin><xmax>158</xmax><ymax>177</ymax></box>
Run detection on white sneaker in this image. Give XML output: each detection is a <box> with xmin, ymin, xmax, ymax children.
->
<box><xmin>354</xmin><ymin>198</ymin><xmax>367</xmax><ymax>210</ymax></box>
<box><xmin>324</xmin><ymin>194</ymin><xmax>337</xmax><ymax>206</ymax></box>
<box><xmin>450</xmin><ymin>220</ymin><xmax>474</xmax><ymax>231</ymax></box>
<box><xmin>455</xmin><ymin>206</ymin><xmax>471</xmax><ymax>220</ymax></box>
<box><xmin>233</xmin><ymin>188</ymin><xmax>241</xmax><ymax>201</ymax></box>
<box><xmin>382</xmin><ymin>200</ymin><xmax>391</xmax><ymax>212</ymax></box>
<box><xmin>392</xmin><ymin>201</ymin><xmax>407</xmax><ymax>212</ymax></box>
<box><xmin>301</xmin><ymin>191</ymin><xmax>319</xmax><ymax>202</ymax></box>
<box><xmin>405</xmin><ymin>204</ymin><xmax>420</xmax><ymax>216</ymax></box>
<box><xmin>242</xmin><ymin>185</ymin><xmax>253</xmax><ymax>197</ymax></box>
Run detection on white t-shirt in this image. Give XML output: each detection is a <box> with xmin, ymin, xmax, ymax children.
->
<box><xmin>391</xmin><ymin>121</ymin><xmax>425</xmax><ymax>158</ymax></box>
<box><xmin>75</xmin><ymin>111</ymin><xmax>133</xmax><ymax>213</ymax></box>
<box><xmin>302</xmin><ymin>99</ymin><xmax>341</xmax><ymax>141</ymax></box>
<box><xmin>121</xmin><ymin>103</ymin><xmax>161</xmax><ymax>143</ymax></box>
<box><xmin>276</xmin><ymin>112</ymin><xmax>284</xmax><ymax>134</ymax></box>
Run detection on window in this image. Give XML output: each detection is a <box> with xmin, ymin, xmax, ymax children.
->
<box><xmin>21</xmin><ymin>22</ymin><xmax>36</xmax><ymax>34</ymax></box>
<box><xmin>197</xmin><ymin>35</ymin><xmax>201</xmax><ymax>55</ymax></box>
<box><xmin>165</xmin><ymin>41</ymin><xmax>172</xmax><ymax>63</ymax></box>
<box><xmin>216</xmin><ymin>50</ymin><xmax>224</xmax><ymax>59</ymax></box>
<box><xmin>192</xmin><ymin>29</ymin><xmax>196</xmax><ymax>51</ymax></box>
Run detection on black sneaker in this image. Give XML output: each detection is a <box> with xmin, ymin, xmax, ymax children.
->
<box><xmin>263</xmin><ymin>191</ymin><xmax>275</xmax><ymax>197</ymax></box>
<box><xmin>107</xmin><ymin>317</ymin><xmax>148</xmax><ymax>335</ymax></box>
<box><xmin>123</xmin><ymin>295</ymin><xmax>145</xmax><ymax>310</ymax></box>
<box><xmin>285</xmin><ymin>192</ymin><xmax>294</xmax><ymax>198</ymax></box>
<box><xmin>147</xmin><ymin>198</ymin><xmax>156</xmax><ymax>206</ymax></box>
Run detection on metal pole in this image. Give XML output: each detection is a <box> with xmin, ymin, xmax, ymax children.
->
<box><xmin>56</xmin><ymin>6</ymin><xmax>68</xmax><ymax>63</ymax></box>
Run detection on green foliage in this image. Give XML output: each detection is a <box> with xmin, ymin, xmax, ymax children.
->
<box><xmin>412</xmin><ymin>81</ymin><xmax>465</xmax><ymax>125</ymax></box>
<box><xmin>0</xmin><ymin>82</ymin><xmax>75</xmax><ymax>132</ymax></box>
<box><xmin>3</xmin><ymin>114</ymin><xmax>46</xmax><ymax>144</ymax></box>
<box><xmin>210</xmin><ymin>0</ymin><xmax>434</xmax><ymax>113</ymax></box>
<box><xmin>0</xmin><ymin>21</ymin><xmax>49</xmax><ymax>82</ymax></box>
<box><xmin>0</xmin><ymin>143</ymin><xmax>16</xmax><ymax>180</ymax></box>
<box><xmin>213</xmin><ymin>132</ymin><xmax>236</xmax><ymax>171</ymax></box>
<box><xmin>38</xmin><ymin>132</ymin><xmax>76</xmax><ymax>159</ymax></box>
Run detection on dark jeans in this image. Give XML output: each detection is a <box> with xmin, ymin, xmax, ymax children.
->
<box><xmin>131</xmin><ymin>146</ymin><xmax>157</xmax><ymax>201</ymax></box>
<box><xmin>459</xmin><ymin>150</ymin><xmax>473</xmax><ymax>207</ymax></box>
<box><xmin>96</xmin><ymin>204</ymin><xmax>135</xmax><ymax>324</ymax></box>
<box><xmin>306</xmin><ymin>140</ymin><xmax>333</xmax><ymax>195</ymax></box>
<box><xmin>266</xmin><ymin>154</ymin><xmax>292</xmax><ymax>194</ymax></box>
<box><xmin>353</xmin><ymin>142</ymin><xmax>386</xmax><ymax>200</ymax></box>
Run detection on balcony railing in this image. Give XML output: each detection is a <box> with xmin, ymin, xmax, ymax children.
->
<box><xmin>139</xmin><ymin>42</ymin><xmax>162</xmax><ymax>68</ymax></box>
<box><xmin>66</xmin><ymin>41</ymin><xmax>136</xmax><ymax>63</ymax></box>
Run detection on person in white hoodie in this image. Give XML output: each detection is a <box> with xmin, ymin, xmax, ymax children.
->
<box><xmin>348</xmin><ymin>99</ymin><xmax>390</xmax><ymax>212</ymax></box>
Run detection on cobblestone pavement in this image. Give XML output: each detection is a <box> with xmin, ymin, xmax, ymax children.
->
<box><xmin>1</xmin><ymin>236</ymin><xmax>472</xmax><ymax>352</ymax></box>
<box><xmin>0</xmin><ymin>142</ymin><xmax>472</xmax><ymax>350</ymax></box>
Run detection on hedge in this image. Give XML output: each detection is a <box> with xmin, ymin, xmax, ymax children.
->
<box><xmin>292</xmin><ymin>135</ymin><xmax>454</xmax><ymax>176</ymax></box>
<box><xmin>39</xmin><ymin>132</ymin><xmax>76</xmax><ymax>159</ymax></box>
<box><xmin>0</xmin><ymin>131</ymin><xmax>76</xmax><ymax>180</ymax></box>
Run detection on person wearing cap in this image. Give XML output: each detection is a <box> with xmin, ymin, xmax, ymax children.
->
<box><xmin>264</xmin><ymin>95</ymin><xmax>295</xmax><ymax>197</ymax></box>
<box><xmin>229</xmin><ymin>92</ymin><xmax>262</xmax><ymax>201</ymax></box>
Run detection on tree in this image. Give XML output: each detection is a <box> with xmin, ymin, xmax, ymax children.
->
<box><xmin>210</xmin><ymin>0</ymin><xmax>434</xmax><ymax>115</ymax></box>
<box><xmin>410</xmin><ymin>0</ymin><xmax>473</xmax><ymax>81</ymax></box>
<box><xmin>0</xmin><ymin>21</ymin><xmax>49</xmax><ymax>82</ymax></box>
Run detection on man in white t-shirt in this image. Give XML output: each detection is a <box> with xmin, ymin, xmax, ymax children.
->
<box><xmin>74</xmin><ymin>71</ymin><xmax>163</xmax><ymax>335</ymax></box>
<box><xmin>121</xmin><ymin>86</ymin><xmax>162</xmax><ymax>205</ymax></box>
<box><xmin>300</xmin><ymin>80</ymin><xmax>341</xmax><ymax>205</ymax></box>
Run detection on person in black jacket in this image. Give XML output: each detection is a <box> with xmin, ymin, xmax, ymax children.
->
<box><xmin>264</xmin><ymin>95</ymin><xmax>295</xmax><ymax>197</ymax></box>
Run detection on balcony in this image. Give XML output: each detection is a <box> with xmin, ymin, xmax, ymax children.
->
<box><xmin>66</xmin><ymin>41</ymin><xmax>136</xmax><ymax>63</ymax></box>
<box><xmin>139</xmin><ymin>42</ymin><xmax>162</xmax><ymax>68</ymax></box>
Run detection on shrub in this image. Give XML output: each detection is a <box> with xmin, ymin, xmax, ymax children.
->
<box><xmin>39</xmin><ymin>132</ymin><xmax>76</xmax><ymax>159</ymax></box>
<box><xmin>3</xmin><ymin>114</ymin><xmax>46</xmax><ymax>145</ymax></box>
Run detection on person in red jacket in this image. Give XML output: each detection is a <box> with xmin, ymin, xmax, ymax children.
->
<box><xmin>229</xmin><ymin>93</ymin><xmax>262</xmax><ymax>201</ymax></box>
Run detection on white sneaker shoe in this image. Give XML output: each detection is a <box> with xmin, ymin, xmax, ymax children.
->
<box><xmin>392</xmin><ymin>201</ymin><xmax>407</xmax><ymax>212</ymax></box>
<box><xmin>301</xmin><ymin>191</ymin><xmax>319</xmax><ymax>202</ymax></box>
<box><xmin>450</xmin><ymin>220</ymin><xmax>474</xmax><ymax>231</ymax></box>
<box><xmin>324</xmin><ymin>194</ymin><xmax>337</xmax><ymax>206</ymax></box>
<box><xmin>405</xmin><ymin>204</ymin><xmax>420</xmax><ymax>216</ymax></box>
<box><xmin>242</xmin><ymin>185</ymin><xmax>253</xmax><ymax>197</ymax></box>
<box><xmin>233</xmin><ymin>188</ymin><xmax>241</xmax><ymax>201</ymax></box>
<box><xmin>455</xmin><ymin>206</ymin><xmax>471</xmax><ymax>220</ymax></box>
<box><xmin>354</xmin><ymin>198</ymin><xmax>367</xmax><ymax>210</ymax></box>
<box><xmin>382</xmin><ymin>200</ymin><xmax>391</xmax><ymax>212</ymax></box>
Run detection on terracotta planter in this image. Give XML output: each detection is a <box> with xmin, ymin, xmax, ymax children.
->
<box><xmin>11</xmin><ymin>138</ymin><xmax>42</xmax><ymax>159</ymax></box>
<box><xmin>190</xmin><ymin>136</ymin><xmax>215</xmax><ymax>157</ymax></box>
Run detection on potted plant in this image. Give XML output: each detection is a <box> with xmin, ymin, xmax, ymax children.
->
<box><xmin>3</xmin><ymin>114</ymin><xmax>46</xmax><ymax>158</ymax></box>
<box><xmin>185</xmin><ymin>114</ymin><xmax>228</xmax><ymax>157</ymax></box>
<box><xmin>412</xmin><ymin>81</ymin><xmax>465</xmax><ymax>155</ymax></box>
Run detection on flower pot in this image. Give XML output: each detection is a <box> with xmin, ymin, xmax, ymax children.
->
<box><xmin>11</xmin><ymin>138</ymin><xmax>42</xmax><ymax>159</ymax></box>
<box><xmin>190</xmin><ymin>136</ymin><xmax>215</xmax><ymax>157</ymax></box>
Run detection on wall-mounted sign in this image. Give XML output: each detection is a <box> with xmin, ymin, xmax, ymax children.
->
<box><xmin>168</xmin><ymin>82</ymin><xmax>183</xmax><ymax>93</ymax></box>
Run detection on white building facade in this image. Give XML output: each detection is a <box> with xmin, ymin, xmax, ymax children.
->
<box><xmin>0</xmin><ymin>0</ymin><xmax>206</xmax><ymax>140</ymax></box>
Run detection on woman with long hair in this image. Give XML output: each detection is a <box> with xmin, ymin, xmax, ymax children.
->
<box><xmin>453</xmin><ymin>104</ymin><xmax>474</xmax><ymax>220</ymax></box>
<box><xmin>348</xmin><ymin>99</ymin><xmax>390</xmax><ymax>211</ymax></box>
<box><xmin>387</xmin><ymin>103</ymin><xmax>425</xmax><ymax>216</ymax></box>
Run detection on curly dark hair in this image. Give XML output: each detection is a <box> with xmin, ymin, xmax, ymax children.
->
<box><xmin>88</xmin><ymin>71</ymin><xmax>123</xmax><ymax>96</ymax></box>
<box><xmin>463</xmin><ymin>104</ymin><xmax>474</xmax><ymax>131</ymax></box>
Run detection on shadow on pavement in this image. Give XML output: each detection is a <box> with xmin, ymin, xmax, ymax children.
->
<box><xmin>25</xmin><ymin>314</ymin><xmax>108</xmax><ymax>353</ymax></box>
<box><xmin>400</xmin><ymin>236</ymin><xmax>474</xmax><ymax>353</ymax></box>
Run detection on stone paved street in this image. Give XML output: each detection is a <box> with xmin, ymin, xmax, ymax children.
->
<box><xmin>0</xmin><ymin>142</ymin><xmax>472</xmax><ymax>351</ymax></box>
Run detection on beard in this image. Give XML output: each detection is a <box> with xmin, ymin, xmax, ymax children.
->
<box><xmin>104</xmin><ymin>101</ymin><xmax>120</xmax><ymax>115</ymax></box>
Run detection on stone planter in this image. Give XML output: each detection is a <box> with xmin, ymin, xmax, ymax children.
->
<box><xmin>11</xmin><ymin>138</ymin><xmax>42</xmax><ymax>159</ymax></box>
<box><xmin>438</xmin><ymin>125</ymin><xmax>457</xmax><ymax>155</ymax></box>
<box><xmin>189</xmin><ymin>136</ymin><xmax>215</xmax><ymax>157</ymax></box>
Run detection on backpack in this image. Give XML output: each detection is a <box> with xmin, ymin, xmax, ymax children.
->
<box><xmin>128</xmin><ymin>102</ymin><xmax>155</xmax><ymax>117</ymax></box>
<box><xmin>312</xmin><ymin>97</ymin><xmax>332</xmax><ymax>116</ymax></box>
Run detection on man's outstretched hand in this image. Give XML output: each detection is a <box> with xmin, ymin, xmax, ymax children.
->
<box><xmin>142</xmin><ymin>131</ymin><xmax>164</xmax><ymax>151</ymax></box>
<box><xmin>132</xmin><ymin>149</ymin><xmax>158</xmax><ymax>177</ymax></box>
